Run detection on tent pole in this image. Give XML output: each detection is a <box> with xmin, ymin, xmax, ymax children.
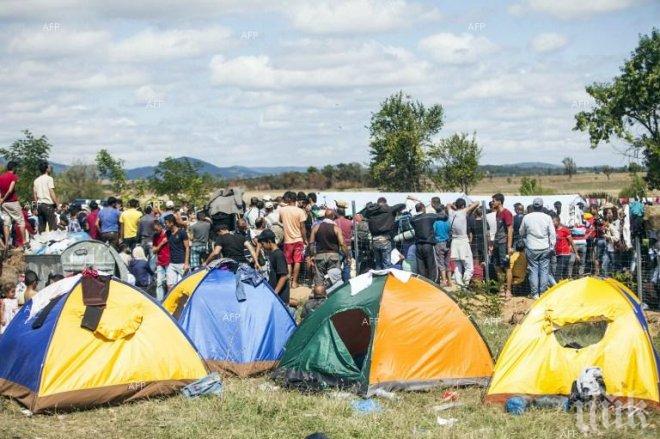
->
<box><xmin>352</xmin><ymin>200</ymin><xmax>359</xmax><ymax>278</ymax></box>
<box><xmin>635</xmin><ymin>237</ymin><xmax>643</xmax><ymax>302</ymax></box>
<box><xmin>482</xmin><ymin>200</ymin><xmax>490</xmax><ymax>288</ymax></box>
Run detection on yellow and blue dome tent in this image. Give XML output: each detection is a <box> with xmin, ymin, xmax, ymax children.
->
<box><xmin>162</xmin><ymin>262</ymin><xmax>297</xmax><ymax>377</ymax></box>
<box><xmin>486</xmin><ymin>277</ymin><xmax>659</xmax><ymax>407</ymax></box>
<box><xmin>0</xmin><ymin>273</ymin><xmax>208</xmax><ymax>413</ymax></box>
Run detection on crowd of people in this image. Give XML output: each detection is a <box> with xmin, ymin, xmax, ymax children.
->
<box><xmin>0</xmin><ymin>159</ymin><xmax>658</xmax><ymax>332</ymax></box>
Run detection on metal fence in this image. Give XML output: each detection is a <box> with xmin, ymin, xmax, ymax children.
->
<box><xmin>350</xmin><ymin>200</ymin><xmax>660</xmax><ymax>309</ymax></box>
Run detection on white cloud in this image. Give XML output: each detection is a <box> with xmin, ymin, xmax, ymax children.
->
<box><xmin>134</xmin><ymin>85</ymin><xmax>167</xmax><ymax>105</ymax></box>
<box><xmin>419</xmin><ymin>33</ymin><xmax>499</xmax><ymax>64</ymax></box>
<box><xmin>0</xmin><ymin>0</ymin><xmax>275</xmax><ymax>20</ymax></box>
<box><xmin>8</xmin><ymin>29</ymin><xmax>111</xmax><ymax>57</ymax></box>
<box><xmin>210</xmin><ymin>41</ymin><xmax>430</xmax><ymax>89</ymax></box>
<box><xmin>288</xmin><ymin>0</ymin><xmax>440</xmax><ymax>34</ymax></box>
<box><xmin>530</xmin><ymin>33</ymin><xmax>568</xmax><ymax>53</ymax></box>
<box><xmin>510</xmin><ymin>0</ymin><xmax>642</xmax><ymax>19</ymax></box>
<box><xmin>109</xmin><ymin>27</ymin><xmax>232</xmax><ymax>62</ymax></box>
<box><xmin>454</xmin><ymin>76</ymin><xmax>526</xmax><ymax>100</ymax></box>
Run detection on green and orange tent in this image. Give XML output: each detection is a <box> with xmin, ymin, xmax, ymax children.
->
<box><xmin>274</xmin><ymin>270</ymin><xmax>494</xmax><ymax>395</ymax></box>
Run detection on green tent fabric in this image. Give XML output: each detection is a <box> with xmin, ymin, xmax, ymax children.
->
<box><xmin>274</xmin><ymin>276</ymin><xmax>385</xmax><ymax>392</ymax></box>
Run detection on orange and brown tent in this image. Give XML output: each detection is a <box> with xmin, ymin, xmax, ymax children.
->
<box><xmin>274</xmin><ymin>270</ymin><xmax>494</xmax><ymax>395</ymax></box>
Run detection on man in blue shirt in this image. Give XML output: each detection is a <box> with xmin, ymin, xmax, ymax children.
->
<box><xmin>433</xmin><ymin>212</ymin><xmax>452</xmax><ymax>287</ymax></box>
<box><xmin>98</xmin><ymin>197</ymin><xmax>120</xmax><ymax>248</ymax></box>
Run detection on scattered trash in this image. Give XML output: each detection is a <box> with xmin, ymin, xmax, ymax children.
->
<box><xmin>351</xmin><ymin>398</ymin><xmax>383</xmax><ymax>414</ymax></box>
<box><xmin>20</xmin><ymin>408</ymin><xmax>32</xmax><ymax>417</ymax></box>
<box><xmin>372</xmin><ymin>388</ymin><xmax>397</xmax><ymax>400</ymax></box>
<box><xmin>432</xmin><ymin>402</ymin><xmax>464</xmax><ymax>412</ymax></box>
<box><xmin>436</xmin><ymin>416</ymin><xmax>458</xmax><ymax>427</ymax></box>
<box><xmin>181</xmin><ymin>372</ymin><xmax>223</xmax><ymax>398</ymax></box>
<box><xmin>328</xmin><ymin>391</ymin><xmax>354</xmax><ymax>400</ymax></box>
<box><xmin>505</xmin><ymin>396</ymin><xmax>528</xmax><ymax>415</ymax></box>
<box><xmin>258</xmin><ymin>382</ymin><xmax>280</xmax><ymax>392</ymax></box>
<box><xmin>533</xmin><ymin>396</ymin><xmax>569</xmax><ymax>411</ymax></box>
<box><xmin>441</xmin><ymin>390</ymin><xmax>459</xmax><ymax>402</ymax></box>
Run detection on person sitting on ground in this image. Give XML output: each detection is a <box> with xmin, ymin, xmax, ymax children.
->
<box><xmin>129</xmin><ymin>246</ymin><xmax>154</xmax><ymax>291</ymax></box>
<box><xmin>67</xmin><ymin>204</ymin><xmax>83</xmax><ymax>233</ymax></box>
<box><xmin>506</xmin><ymin>240</ymin><xmax>528</xmax><ymax>295</ymax></box>
<box><xmin>23</xmin><ymin>270</ymin><xmax>39</xmax><ymax>303</ymax></box>
<box><xmin>301</xmin><ymin>284</ymin><xmax>327</xmax><ymax>320</ymax></box>
<box><xmin>258</xmin><ymin>229</ymin><xmax>290</xmax><ymax>305</ymax></box>
<box><xmin>0</xmin><ymin>282</ymin><xmax>19</xmax><ymax>334</ymax></box>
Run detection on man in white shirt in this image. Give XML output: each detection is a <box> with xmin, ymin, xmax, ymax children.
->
<box><xmin>33</xmin><ymin>161</ymin><xmax>58</xmax><ymax>233</ymax></box>
<box><xmin>486</xmin><ymin>201</ymin><xmax>497</xmax><ymax>242</ymax></box>
<box><xmin>519</xmin><ymin>198</ymin><xmax>556</xmax><ymax>299</ymax></box>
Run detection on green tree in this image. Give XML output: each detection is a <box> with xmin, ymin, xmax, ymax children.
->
<box><xmin>628</xmin><ymin>162</ymin><xmax>644</xmax><ymax>173</ymax></box>
<box><xmin>574</xmin><ymin>28</ymin><xmax>659</xmax><ymax>189</ymax></box>
<box><xmin>0</xmin><ymin>130</ymin><xmax>51</xmax><ymax>201</ymax></box>
<box><xmin>562</xmin><ymin>157</ymin><xmax>577</xmax><ymax>179</ymax></box>
<box><xmin>602</xmin><ymin>165</ymin><xmax>613</xmax><ymax>180</ymax></box>
<box><xmin>149</xmin><ymin>157</ymin><xmax>219</xmax><ymax>207</ymax></box>
<box><xmin>56</xmin><ymin>162</ymin><xmax>105</xmax><ymax>201</ymax></box>
<box><xmin>95</xmin><ymin>149</ymin><xmax>127</xmax><ymax>193</ymax></box>
<box><xmin>368</xmin><ymin>91</ymin><xmax>444</xmax><ymax>191</ymax></box>
<box><xmin>519</xmin><ymin>176</ymin><xmax>555</xmax><ymax>195</ymax></box>
<box><xmin>429</xmin><ymin>132</ymin><xmax>483</xmax><ymax>194</ymax></box>
<box><xmin>619</xmin><ymin>173</ymin><xmax>647</xmax><ymax>199</ymax></box>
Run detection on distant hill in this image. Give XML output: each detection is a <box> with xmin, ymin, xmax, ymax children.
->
<box><xmin>2</xmin><ymin>157</ymin><xmax>618</xmax><ymax>180</ymax></box>
<box><xmin>510</xmin><ymin>162</ymin><xmax>562</xmax><ymax>169</ymax></box>
<box><xmin>123</xmin><ymin>157</ymin><xmax>308</xmax><ymax>180</ymax></box>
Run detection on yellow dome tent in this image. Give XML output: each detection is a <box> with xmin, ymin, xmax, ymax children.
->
<box><xmin>486</xmin><ymin>277</ymin><xmax>659</xmax><ymax>407</ymax></box>
<box><xmin>0</xmin><ymin>274</ymin><xmax>208</xmax><ymax>413</ymax></box>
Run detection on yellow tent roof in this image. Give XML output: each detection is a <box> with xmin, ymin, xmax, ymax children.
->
<box><xmin>486</xmin><ymin>277</ymin><xmax>659</xmax><ymax>407</ymax></box>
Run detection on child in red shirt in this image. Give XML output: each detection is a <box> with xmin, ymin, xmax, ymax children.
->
<box><xmin>554</xmin><ymin>216</ymin><xmax>578</xmax><ymax>280</ymax></box>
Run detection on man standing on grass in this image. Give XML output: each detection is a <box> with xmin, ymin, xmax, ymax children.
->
<box><xmin>279</xmin><ymin>191</ymin><xmax>307</xmax><ymax>289</ymax></box>
<box><xmin>363</xmin><ymin>197</ymin><xmax>406</xmax><ymax>270</ymax></box>
<box><xmin>492</xmin><ymin>193</ymin><xmax>514</xmax><ymax>298</ymax></box>
<box><xmin>164</xmin><ymin>214</ymin><xmax>189</xmax><ymax>291</ymax></box>
<box><xmin>98</xmin><ymin>197</ymin><xmax>120</xmax><ymax>248</ymax></box>
<box><xmin>0</xmin><ymin>161</ymin><xmax>25</xmax><ymax>246</ymax></box>
<box><xmin>33</xmin><ymin>161</ymin><xmax>58</xmax><ymax>233</ymax></box>
<box><xmin>411</xmin><ymin>202</ymin><xmax>446</xmax><ymax>281</ymax></box>
<box><xmin>138</xmin><ymin>205</ymin><xmax>155</xmax><ymax>256</ymax></box>
<box><xmin>447</xmin><ymin>198</ymin><xmax>480</xmax><ymax>287</ymax></box>
<box><xmin>119</xmin><ymin>199</ymin><xmax>142</xmax><ymax>250</ymax></box>
<box><xmin>86</xmin><ymin>201</ymin><xmax>100</xmax><ymax>240</ymax></box>
<box><xmin>309</xmin><ymin>209</ymin><xmax>347</xmax><ymax>286</ymax></box>
<box><xmin>152</xmin><ymin>220</ymin><xmax>170</xmax><ymax>301</ymax></box>
<box><xmin>258</xmin><ymin>230</ymin><xmax>290</xmax><ymax>305</ymax></box>
<box><xmin>519</xmin><ymin>198</ymin><xmax>555</xmax><ymax>299</ymax></box>
<box><xmin>189</xmin><ymin>211</ymin><xmax>211</xmax><ymax>269</ymax></box>
<box><xmin>204</xmin><ymin>224</ymin><xmax>256</xmax><ymax>265</ymax></box>
<box><xmin>334</xmin><ymin>202</ymin><xmax>354</xmax><ymax>281</ymax></box>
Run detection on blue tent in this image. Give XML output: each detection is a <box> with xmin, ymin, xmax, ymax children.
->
<box><xmin>163</xmin><ymin>264</ymin><xmax>297</xmax><ymax>376</ymax></box>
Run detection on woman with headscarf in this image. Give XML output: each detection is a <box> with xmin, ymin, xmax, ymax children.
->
<box><xmin>128</xmin><ymin>246</ymin><xmax>154</xmax><ymax>293</ymax></box>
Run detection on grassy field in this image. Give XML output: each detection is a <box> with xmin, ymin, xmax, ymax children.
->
<box><xmin>246</xmin><ymin>171</ymin><xmax>658</xmax><ymax>200</ymax></box>
<box><xmin>1</xmin><ymin>321</ymin><xmax>657</xmax><ymax>439</ymax></box>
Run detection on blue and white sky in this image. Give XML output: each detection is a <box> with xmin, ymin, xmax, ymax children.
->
<box><xmin>1</xmin><ymin>0</ymin><xmax>658</xmax><ymax>168</ymax></box>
